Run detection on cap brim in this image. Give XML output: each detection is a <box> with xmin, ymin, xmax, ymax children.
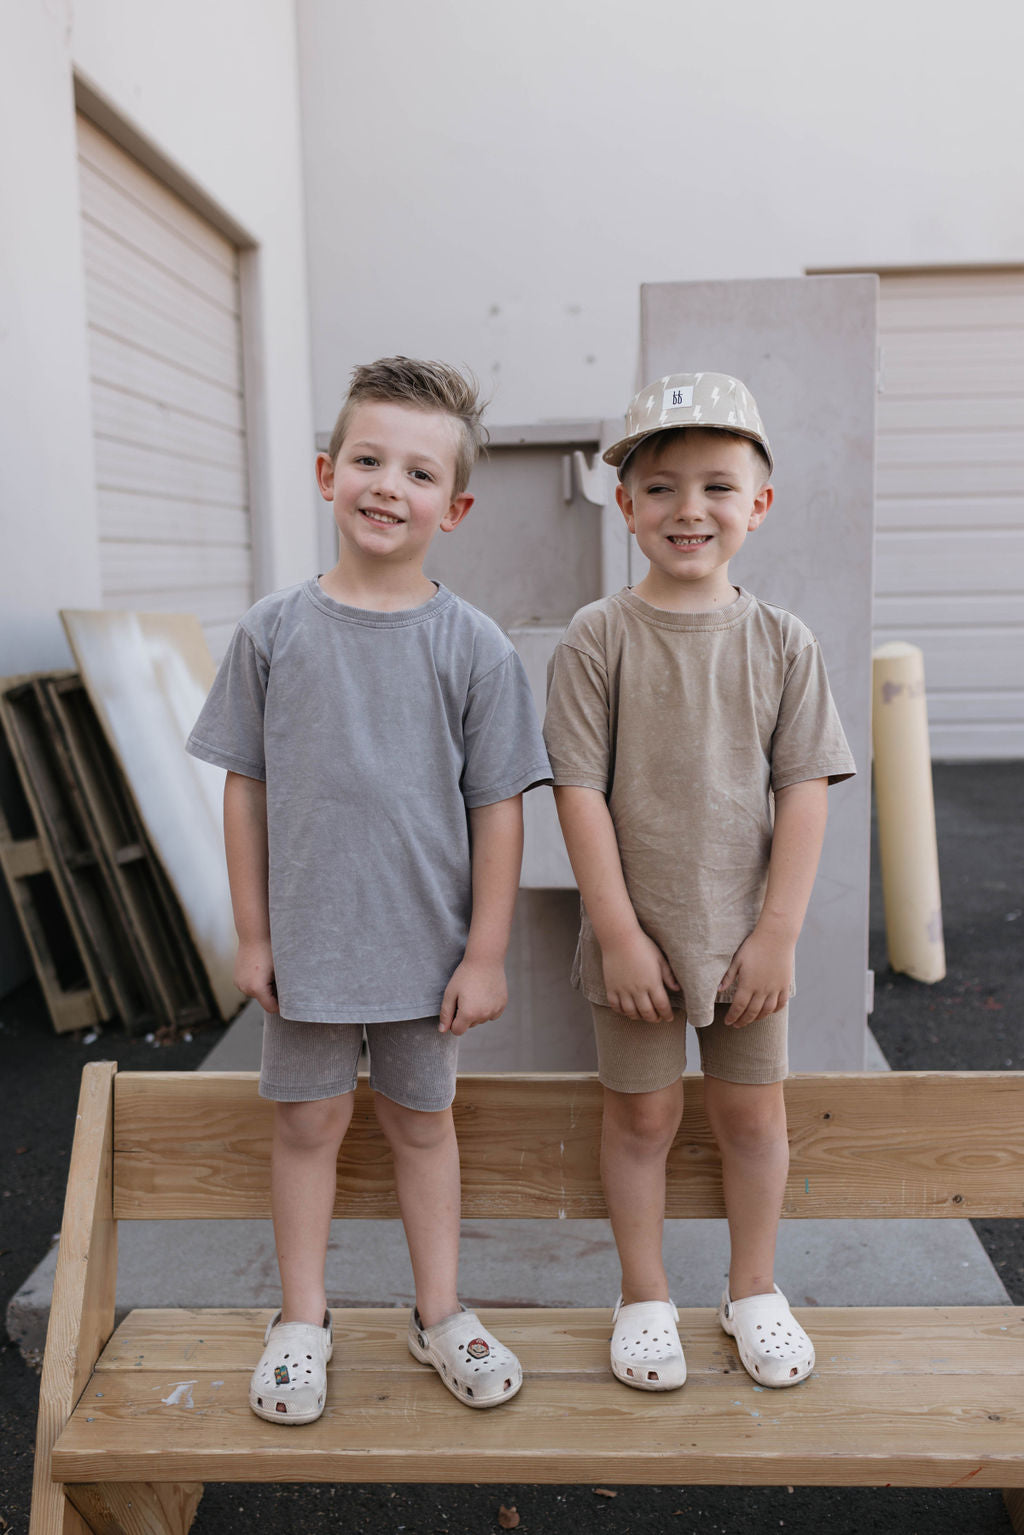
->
<box><xmin>602</xmin><ymin>423</ymin><xmax>773</xmax><ymax>476</ymax></box>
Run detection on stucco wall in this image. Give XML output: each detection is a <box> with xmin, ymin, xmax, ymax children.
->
<box><xmin>296</xmin><ymin>0</ymin><xmax>1024</xmax><ymax>430</ymax></box>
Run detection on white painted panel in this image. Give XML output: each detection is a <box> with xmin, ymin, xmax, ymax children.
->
<box><xmin>874</xmin><ymin>270</ymin><xmax>1024</xmax><ymax>758</ymax></box>
<box><xmin>84</xmin><ymin>272</ymin><xmax>243</xmax><ymax>389</ymax></box>
<box><xmin>97</xmin><ymin>490</ymin><xmax>251</xmax><ymax>547</ymax></box>
<box><xmin>875</xmin><ymin>495</ymin><xmax>1023</xmax><ymax>531</ymax></box>
<box><xmin>875</xmin><ymin>531</ymin><xmax>1024</xmax><ymax>593</ymax></box>
<box><xmin>82</xmin><ymin>218</ymin><xmax>238</xmax><ymax>325</ymax></box>
<box><xmin>78</xmin><ymin>115</ymin><xmax>253</xmax><ymax>641</ymax></box>
<box><xmin>89</xmin><ymin>331</ymin><xmax>245</xmax><ymax>430</ymax></box>
<box><xmin>100</xmin><ymin>541</ymin><xmax>252</xmax><ymax>594</ymax></box>
<box><xmin>78</xmin><ymin>116</ymin><xmax>237</xmax><ymax>275</ymax></box>
<box><xmin>94</xmin><ymin>439</ymin><xmax>248</xmax><ymax>511</ymax></box>
<box><xmin>90</xmin><ymin>382</ymin><xmax>248</xmax><ymax>470</ymax></box>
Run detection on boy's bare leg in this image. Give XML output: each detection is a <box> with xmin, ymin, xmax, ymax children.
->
<box><xmin>601</xmin><ymin>1079</ymin><xmax>685</xmax><ymax>1304</ymax></box>
<box><xmin>702</xmin><ymin>1077</ymin><xmax>789</xmax><ymax>1299</ymax></box>
<box><xmin>272</xmin><ymin>1094</ymin><xmax>355</xmax><ymax>1324</ymax></box>
<box><xmin>374</xmin><ymin>1096</ymin><xmax>461</xmax><ymax>1327</ymax></box>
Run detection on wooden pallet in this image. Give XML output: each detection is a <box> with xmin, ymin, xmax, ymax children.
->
<box><xmin>0</xmin><ymin>715</ymin><xmax>105</xmax><ymax>1034</ymax></box>
<box><xmin>1</xmin><ymin>675</ymin><xmax>156</xmax><ymax>1030</ymax></box>
<box><xmin>42</xmin><ymin>675</ymin><xmax>213</xmax><ymax>1030</ymax></box>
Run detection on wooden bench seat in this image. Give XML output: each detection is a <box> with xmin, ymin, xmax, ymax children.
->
<box><xmin>31</xmin><ymin>1064</ymin><xmax>1024</xmax><ymax>1534</ymax></box>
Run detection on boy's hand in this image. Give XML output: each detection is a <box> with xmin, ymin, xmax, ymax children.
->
<box><xmin>602</xmin><ymin>929</ymin><xmax>679</xmax><ymax>1023</ymax></box>
<box><xmin>439</xmin><ymin>958</ymin><xmax>508</xmax><ymax>1036</ymax></box>
<box><xmin>718</xmin><ymin>927</ymin><xmax>794</xmax><ymax>1027</ymax></box>
<box><xmin>234</xmin><ymin>938</ymin><xmax>279</xmax><ymax>1014</ymax></box>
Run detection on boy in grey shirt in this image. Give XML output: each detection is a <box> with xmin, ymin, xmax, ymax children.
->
<box><xmin>188</xmin><ymin>358</ymin><xmax>550</xmax><ymax>1423</ymax></box>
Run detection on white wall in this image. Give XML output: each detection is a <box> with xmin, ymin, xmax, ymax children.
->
<box><xmin>0</xmin><ymin>0</ymin><xmax>319</xmax><ymax>677</ymax></box>
<box><xmin>296</xmin><ymin>0</ymin><xmax>1024</xmax><ymax>430</ymax></box>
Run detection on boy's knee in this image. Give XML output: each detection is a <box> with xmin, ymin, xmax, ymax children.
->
<box><xmin>604</xmin><ymin>1085</ymin><xmax>683</xmax><ymax>1153</ymax></box>
<box><xmin>274</xmin><ymin>1094</ymin><xmax>351</xmax><ymax>1151</ymax></box>
<box><xmin>707</xmin><ymin>1080</ymin><xmax>787</xmax><ymax>1153</ymax></box>
<box><xmin>373</xmin><ymin>1094</ymin><xmax>454</xmax><ymax>1150</ymax></box>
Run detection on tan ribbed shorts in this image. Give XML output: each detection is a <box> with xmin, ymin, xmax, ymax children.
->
<box><xmin>259</xmin><ymin>1015</ymin><xmax>458</xmax><ymax>1109</ymax></box>
<box><xmin>592</xmin><ymin>1001</ymin><xmax>788</xmax><ymax>1092</ymax></box>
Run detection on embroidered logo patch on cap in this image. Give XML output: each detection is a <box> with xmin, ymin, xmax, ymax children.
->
<box><xmin>663</xmin><ymin>384</ymin><xmax>694</xmax><ymax>410</ymax></box>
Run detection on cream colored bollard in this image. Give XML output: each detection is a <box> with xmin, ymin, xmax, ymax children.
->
<box><xmin>871</xmin><ymin>642</ymin><xmax>946</xmax><ymax>984</ymax></box>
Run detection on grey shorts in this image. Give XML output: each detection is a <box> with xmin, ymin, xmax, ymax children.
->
<box><xmin>592</xmin><ymin>1000</ymin><xmax>789</xmax><ymax>1092</ymax></box>
<box><xmin>259</xmin><ymin>1014</ymin><xmax>459</xmax><ymax>1110</ymax></box>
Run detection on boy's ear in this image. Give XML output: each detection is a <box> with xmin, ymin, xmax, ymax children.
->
<box><xmin>747</xmin><ymin>482</ymin><xmax>773</xmax><ymax>530</ymax></box>
<box><xmin>616</xmin><ymin>480</ymin><xmax>636</xmax><ymax>532</ymax></box>
<box><xmin>440</xmin><ymin>492</ymin><xmax>474</xmax><ymax>532</ymax></box>
<box><xmin>315</xmin><ymin>452</ymin><xmax>336</xmax><ymax>502</ymax></box>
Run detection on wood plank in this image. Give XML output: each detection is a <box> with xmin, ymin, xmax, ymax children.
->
<box><xmin>96</xmin><ymin>491</ymin><xmax>251</xmax><ymax>549</ymax></box>
<box><xmin>31</xmin><ymin>1065</ymin><xmax>118</xmax><ymax>1533</ymax></box>
<box><xmin>60</xmin><ymin>612</ymin><xmax>239</xmax><ymax>1022</ymax></box>
<box><xmin>1005</xmin><ymin>1487</ymin><xmax>1024</xmax><ymax>1533</ymax></box>
<box><xmin>874</xmin><ymin>531</ymin><xmax>1024</xmax><ymax>592</ymax></box>
<box><xmin>94</xmin><ymin>438</ymin><xmax>248</xmax><ymax>514</ymax></box>
<box><xmin>876</xmin><ymin>494</ymin><xmax>1024</xmax><ymax>532</ymax></box>
<box><xmin>81</xmin><ymin>215</ymin><xmax>238</xmax><ymax>321</ymax></box>
<box><xmin>111</xmin><ymin>1073</ymin><xmax>1024</xmax><ymax>1221</ymax></box>
<box><xmin>51</xmin><ymin>1306</ymin><xmax>1024</xmax><ymax>1487</ymax></box>
<box><xmin>96</xmin><ymin>1305</ymin><xmax>1024</xmax><ymax>1379</ymax></box>
<box><xmin>85</xmin><ymin>280</ymin><xmax>242</xmax><ymax>393</ymax></box>
<box><xmin>65</xmin><ymin>1481</ymin><xmax>202</xmax><ymax>1535</ymax></box>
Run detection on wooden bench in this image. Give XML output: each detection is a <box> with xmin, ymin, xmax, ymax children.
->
<box><xmin>31</xmin><ymin>1063</ymin><xmax>1024</xmax><ymax>1534</ymax></box>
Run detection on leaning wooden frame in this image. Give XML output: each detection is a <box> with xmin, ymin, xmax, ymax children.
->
<box><xmin>31</xmin><ymin>1066</ymin><xmax>1024</xmax><ymax>1535</ymax></box>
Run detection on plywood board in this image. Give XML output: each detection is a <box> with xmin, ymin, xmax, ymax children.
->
<box><xmin>60</xmin><ymin>611</ymin><xmax>240</xmax><ymax>1019</ymax></box>
<box><xmin>112</xmin><ymin>1071</ymin><xmax>1024</xmax><ymax>1222</ymax></box>
<box><xmin>52</xmin><ymin>1304</ymin><xmax>1024</xmax><ymax>1487</ymax></box>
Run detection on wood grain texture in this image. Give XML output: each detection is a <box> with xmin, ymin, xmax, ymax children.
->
<box><xmin>30</xmin><ymin>1064</ymin><xmax>118</xmax><ymax>1535</ymax></box>
<box><xmin>52</xmin><ymin>1306</ymin><xmax>1024</xmax><ymax>1488</ymax></box>
<box><xmin>112</xmin><ymin>1071</ymin><xmax>1024</xmax><ymax>1222</ymax></box>
<box><xmin>65</xmin><ymin>1481</ymin><xmax>202</xmax><ymax>1535</ymax></box>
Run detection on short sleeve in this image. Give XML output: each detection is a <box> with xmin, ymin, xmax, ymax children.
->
<box><xmin>543</xmin><ymin>642</ymin><xmax>612</xmax><ymax>793</ymax></box>
<box><xmin>460</xmin><ymin>650</ymin><xmax>552</xmax><ymax>809</ymax></box>
<box><xmin>185</xmin><ymin>623</ymin><xmax>269</xmax><ymax>780</ymax></box>
<box><xmin>771</xmin><ymin>641</ymin><xmax>856</xmax><ymax>791</ymax></box>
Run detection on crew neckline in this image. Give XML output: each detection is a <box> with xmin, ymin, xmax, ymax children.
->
<box><xmin>615</xmin><ymin>586</ymin><xmax>755</xmax><ymax>631</ymax></box>
<box><xmin>304</xmin><ymin>577</ymin><xmax>454</xmax><ymax>628</ymax></box>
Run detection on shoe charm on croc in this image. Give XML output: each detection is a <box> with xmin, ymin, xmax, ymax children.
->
<box><xmin>408</xmin><ymin>1305</ymin><xmax>522</xmax><ymax>1408</ymax></box>
<box><xmin>249</xmin><ymin>1309</ymin><xmax>333</xmax><ymax>1424</ymax></box>
<box><xmin>610</xmin><ymin>1296</ymin><xmax>687</xmax><ymax>1391</ymax></box>
<box><xmin>719</xmin><ymin>1284</ymin><xmax>815</xmax><ymax>1387</ymax></box>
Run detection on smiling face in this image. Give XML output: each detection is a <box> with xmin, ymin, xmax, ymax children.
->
<box><xmin>315</xmin><ymin>400</ymin><xmax>473</xmax><ymax>600</ymax></box>
<box><xmin>618</xmin><ymin>429</ymin><xmax>773</xmax><ymax>611</ymax></box>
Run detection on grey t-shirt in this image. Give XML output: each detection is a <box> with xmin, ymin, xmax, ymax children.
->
<box><xmin>543</xmin><ymin>587</ymin><xmax>856</xmax><ymax>1028</ymax></box>
<box><xmin>187</xmin><ymin>578</ymin><xmax>551</xmax><ymax>1023</ymax></box>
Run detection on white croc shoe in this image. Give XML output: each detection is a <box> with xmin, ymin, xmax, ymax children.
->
<box><xmin>610</xmin><ymin>1296</ymin><xmax>687</xmax><ymax>1390</ymax></box>
<box><xmin>249</xmin><ymin>1309</ymin><xmax>333</xmax><ymax>1423</ymax></box>
<box><xmin>719</xmin><ymin>1284</ymin><xmax>815</xmax><ymax>1387</ymax></box>
<box><xmin>408</xmin><ymin>1306</ymin><xmax>522</xmax><ymax>1408</ymax></box>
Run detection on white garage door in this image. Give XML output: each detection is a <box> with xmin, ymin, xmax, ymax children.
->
<box><xmin>874</xmin><ymin>269</ymin><xmax>1024</xmax><ymax>759</ymax></box>
<box><xmin>76</xmin><ymin>116</ymin><xmax>253</xmax><ymax>660</ymax></box>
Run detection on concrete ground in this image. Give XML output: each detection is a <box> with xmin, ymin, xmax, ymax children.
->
<box><xmin>1</xmin><ymin>760</ymin><xmax>1022</xmax><ymax>1532</ymax></box>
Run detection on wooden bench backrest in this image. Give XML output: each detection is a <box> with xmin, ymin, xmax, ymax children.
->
<box><xmin>111</xmin><ymin>1069</ymin><xmax>1024</xmax><ymax>1221</ymax></box>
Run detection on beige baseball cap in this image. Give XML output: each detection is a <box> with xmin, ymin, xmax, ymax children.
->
<box><xmin>603</xmin><ymin>371</ymin><xmax>773</xmax><ymax>477</ymax></box>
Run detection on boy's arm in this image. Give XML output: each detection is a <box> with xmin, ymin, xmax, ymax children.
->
<box><xmin>553</xmin><ymin>785</ymin><xmax>679</xmax><ymax>1023</ymax></box>
<box><xmin>223</xmin><ymin>770</ymin><xmax>279</xmax><ymax>1014</ymax></box>
<box><xmin>440</xmin><ymin>796</ymin><xmax>524</xmax><ymax>1036</ymax></box>
<box><xmin>719</xmin><ymin>777</ymin><xmax>828</xmax><ymax>1027</ymax></box>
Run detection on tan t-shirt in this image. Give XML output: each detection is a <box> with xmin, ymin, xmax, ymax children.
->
<box><xmin>543</xmin><ymin>587</ymin><xmax>856</xmax><ymax>1027</ymax></box>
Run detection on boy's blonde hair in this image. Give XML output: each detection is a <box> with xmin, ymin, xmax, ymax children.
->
<box><xmin>328</xmin><ymin>357</ymin><xmax>487</xmax><ymax>496</ymax></box>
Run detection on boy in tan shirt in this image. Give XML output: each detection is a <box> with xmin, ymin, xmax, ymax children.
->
<box><xmin>544</xmin><ymin>372</ymin><xmax>855</xmax><ymax>1391</ymax></box>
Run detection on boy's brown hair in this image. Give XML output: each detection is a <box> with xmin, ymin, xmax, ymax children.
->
<box><xmin>328</xmin><ymin>357</ymin><xmax>487</xmax><ymax>496</ymax></box>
